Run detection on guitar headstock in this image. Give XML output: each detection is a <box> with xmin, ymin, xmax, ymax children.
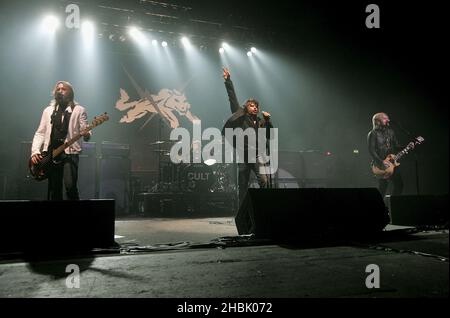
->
<box><xmin>91</xmin><ymin>112</ymin><xmax>109</xmax><ymax>127</ymax></box>
<box><xmin>415</xmin><ymin>136</ymin><xmax>424</xmax><ymax>144</ymax></box>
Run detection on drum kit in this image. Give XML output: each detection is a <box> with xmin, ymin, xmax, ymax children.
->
<box><xmin>149</xmin><ymin>140</ymin><xmax>236</xmax><ymax>193</ymax></box>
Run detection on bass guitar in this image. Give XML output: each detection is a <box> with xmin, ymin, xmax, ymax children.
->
<box><xmin>29</xmin><ymin>113</ymin><xmax>109</xmax><ymax>181</ymax></box>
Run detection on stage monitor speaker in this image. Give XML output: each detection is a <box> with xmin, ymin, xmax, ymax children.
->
<box><xmin>0</xmin><ymin>200</ymin><xmax>116</xmax><ymax>255</ymax></box>
<box><xmin>99</xmin><ymin>143</ymin><xmax>130</xmax><ymax>216</ymax></box>
<box><xmin>78</xmin><ymin>142</ymin><xmax>97</xmax><ymax>200</ymax></box>
<box><xmin>235</xmin><ymin>188</ymin><xmax>389</xmax><ymax>243</ymax></box>
<box><xmin>387</xmin><ymin>195</ymin><xmax>448</xmax><ymax>226</ymax></box>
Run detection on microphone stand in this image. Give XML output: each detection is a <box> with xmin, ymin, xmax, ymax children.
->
<box><xmin>265</xmin><ymin>118</ymin><xmax>273</xmax><ymax>189</ymax></box>
<box><xmin>391</xmin><ymin>120</ymin><xmax>420</xmax><ymax>195</ymax></box>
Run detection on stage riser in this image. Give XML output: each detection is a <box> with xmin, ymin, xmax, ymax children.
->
<box><xmin>235</xmin><ymin>188</ymin><xmax>389</xmax><ymax>243</ymax></box>
<box><xmin>387</xmin><ymin>195</ymin><xmax>448</xmax><ymax>226</ymax></box>
<box><xmin>0</xmin><ymin>200</ymin><xmax>116</xmax><ymax>254</ymax></box>
<box><xmin>136</xmin><ymin>193</ymin><xmax>236</xmax><ymax>217</ymax></box>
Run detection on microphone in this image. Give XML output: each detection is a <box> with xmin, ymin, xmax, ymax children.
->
<box><xmin>262</xmin><ymin>111</ymin><xmax>270</xmax><ymax>118</ymax></box>
<box><xmin>390</xmin><ymin>119</ymin><xmax>412</xmax><ymax>136</ymax></box>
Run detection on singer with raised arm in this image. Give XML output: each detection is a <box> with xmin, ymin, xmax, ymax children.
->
<box><xmin>221</xmin><ymin>67</ymin><xmax>273</xmax><ymax>207</ymax></box>
<box><xmin>367</xmin><ymin>112</ymin><xmax>410</xmax><ymax>198</ymax></box>
<box><xmin>30</xmin><ymin>81</ymin><xmax>91</xmax><ymax>200</ymax></box>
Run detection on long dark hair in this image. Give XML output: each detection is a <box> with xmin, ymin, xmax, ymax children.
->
<box><xmin>52</xmin><ymin>81</ymin><xmax>75</xmax><ymax>107</ymax></box>
<box><xmin>244</xmin><ymin>98</ymin><xmax>259</xmax><ymax>113</ymax></box>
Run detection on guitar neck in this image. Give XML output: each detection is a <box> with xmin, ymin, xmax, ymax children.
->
<box><xmin>394</xmin><ymin>149</ymin><xmax>406</xmax><ymax>161</ymax></box>
<box><xmin>49</xmin><ymin>113</ymin><xmax>109</xmax><ymax>158</ymax></box>
<box><xmin>394</xmin><ymin>143</ymin><xmax>415</xmax><ymax>161</ymax></box>
<box><xmin>51</xmin><ymin>126</ymin><xmax>93</xmax><ymax>157</ymax></box>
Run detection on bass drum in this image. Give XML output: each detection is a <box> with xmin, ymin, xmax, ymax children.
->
<box><xmin>180</xmin><ymin>163</ymin><xmax>215</xmax><ymax>193</ymax></box>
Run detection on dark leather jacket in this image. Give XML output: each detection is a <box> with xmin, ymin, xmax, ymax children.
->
<box><xmin>221</xmin><ymin>77</ymin><xmax>273</xmax><ymax>163</ymax></box>
<box><xmin>367</xmin><ymin>127</ymin><xmax>399</xmax><ymax>168</ymax></box>
<box><xmin>222</xmin><ymin>78</ymin><xmax>272</xmax><ymax>133</ymax></box>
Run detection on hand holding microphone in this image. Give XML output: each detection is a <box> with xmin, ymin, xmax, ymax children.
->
<box><xmin>262</xmin><ymin>111</ymin><xmax>271</xmax><ymax>120</ymax></box>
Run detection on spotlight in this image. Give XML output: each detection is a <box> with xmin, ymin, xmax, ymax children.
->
<box><xmin>42</xmin><ymin>15</ymin><xmax>59</xmax><ymax>33</ymax></box>
<box><xmin>128</xmin><ymin>27</ymin><xmax>140</xmax><ymax>38</ymax></box>
<box><xmin>81</xmin><ymin>21</ymin><xmax>94</xmax><ymax>44</ymax></box>
<box><xmin>222</xmin><ymin>42</ymin><xmax>229</xmax><ymax>49</ymax></box>
<box><xmin>219</xmin><ymin>47</ymin><xmax>225</xmax><ymax>54</ymax></box>
<box><xmin>152</xmin><ymin>39</ymin><xmax>158</xmax><ymax>46</ymax></box>
<box><xmin>250</xmin><ymin>47</ymin><xmax>257</xmax><ymax>53</ymax></box>
<box><xmin>181</xmin><ymin>36</ymin><xmax>190</xmax><ymax>47</ymax></box>
<box><xmin>81</xmin><ymin>21</ymin><xmax>94</xmax><ymax>34</ymax></box>
<box><xmin>161</xmin><ymin>41</ymin><xmax>168</xmax><ymax>47</ymax></box>
<box><xmin>247</xmin><ymin>51</ymin><xmax>253</xmax><ymax>57</ymax></box>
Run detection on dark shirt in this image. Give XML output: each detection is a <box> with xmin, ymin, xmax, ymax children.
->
<box><xmin>50</xmin><ymin>106</ymin><xmax>70</xmax><ymax>149</ymax></box>
<box><xmin>367</xmin><ymin>127</ymin><xmax>399</xmax><ymax>168</ymax></box>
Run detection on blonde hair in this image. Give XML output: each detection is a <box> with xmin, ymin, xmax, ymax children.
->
<box><xmin>52</xmin><ymin>81</ymin><xmax>75</xmax><ymax>106</ymax></box>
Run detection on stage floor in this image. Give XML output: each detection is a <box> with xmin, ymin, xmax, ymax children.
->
<box><xmin>0</xmin><ymin>218</ymin><xmax>448</xmax><ymax>298</ymax></box>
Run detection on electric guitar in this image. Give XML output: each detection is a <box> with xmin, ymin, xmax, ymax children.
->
<box><xmin>372</xmin><ymin>136</ymin><xmax>424</xmax><ymax>179</ymax></box>
<box><xmin>29</xmin><ymin>113</ymin><xmax>109</xmax><ymax>181</ymax></box>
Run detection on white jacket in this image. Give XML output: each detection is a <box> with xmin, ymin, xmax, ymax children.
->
<box><xmin>31</xmin><ymin>101</ymin><xmax>91</xmax><ymax>157</ymax></box>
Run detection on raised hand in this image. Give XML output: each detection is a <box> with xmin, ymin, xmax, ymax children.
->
<box><xmin>223</xmin><ymin>67</ymin><xmax>230</xmax><ymax>80</ymax></box>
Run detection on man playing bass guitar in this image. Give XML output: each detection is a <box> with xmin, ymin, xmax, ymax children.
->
<box><xmin>30</xmin><ymin>81</ymin><xmax>91</xmax><ymax>200</ymax></box>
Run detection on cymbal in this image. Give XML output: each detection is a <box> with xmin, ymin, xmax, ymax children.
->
<box><xmin>149</xmin><ymin>140</ymin><xmax>181</xmax><ymax>146</ymax></box>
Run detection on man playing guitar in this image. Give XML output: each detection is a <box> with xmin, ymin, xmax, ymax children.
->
<box><xmin>367</xmin><ymin>112</ymin><xmax>410</xmax><ymax>198</ymax></box>
<box><xmin>31</xmin><ymin>81</ymin><xmax>91</xmax><ymax>200</ymax></box>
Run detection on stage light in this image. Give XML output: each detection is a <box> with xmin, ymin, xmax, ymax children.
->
<box><xmin>222</xmin><ymin>42</ymin><xmax>230</xmax><ymax>50</ymax></box>
<box><xmin>152</xmin><ymin>39</ymin><xmax>158</xmax><ymax>46</ymax></box>
<box><xmin>82</xmin><ymin>21</ymin><xmax>94</xmax><ymax>34</ymax></box>
<box><xmin>81</xmin><ymin>21</ymin><xmax>95</xmax><ymax>44</ymax></box>
<box><xmin>251</xmin><ymin>47</ymin><xmax>257</xmax><ymax>53</ymax></box>
<box><xmin>247</xmin><ymin>51</ymin><xmax>253</xmax><ymax>57</ymax></box>
<box><xmin>161</xmin><ymin>41</ymin><xmax>168</xmax><ymax>47</ymax></box>
<box><xmin>42</xmin><ymin>15</ymin><xmax>59</xmax><ymax>33</ymax></box>
<box><xmin>128</xmin><ymin>27</ymin><xmax>139</xmax><ymax>38</ymax></box>
<box><xmin>128</xmin><ymin>27</ymin><xmax>147</xmax><ymax>43</ymax></box>
<box><xmin>181</xmin><ymin>36</ymin><xmax>191</xmax><ymax>47</ymax></box>
<box><xmin>219</xmin><ymin>47</ymin><xmax>225</xmax><ymax>54</ymax></box>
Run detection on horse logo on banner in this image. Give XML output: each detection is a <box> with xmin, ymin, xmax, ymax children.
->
<box><xmin>115</xmin><ymin>67</ymin><xmax>199</xmax><ymax>129</ymax></box>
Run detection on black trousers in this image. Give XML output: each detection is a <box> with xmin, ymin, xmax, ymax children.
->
<box><xmin>47</xmin><ymin>154</ymin><xmax>80</xmax><ymax>200</ymax></box>
<box><xmin>238</xmin><ymin>162</ymin><xmax>269</xmax><ymax>206</ymax></box>
<box><xmin>378</xmin><ymin>167</ymin><xmax>404</xmax><ymax>198</ymax></box>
